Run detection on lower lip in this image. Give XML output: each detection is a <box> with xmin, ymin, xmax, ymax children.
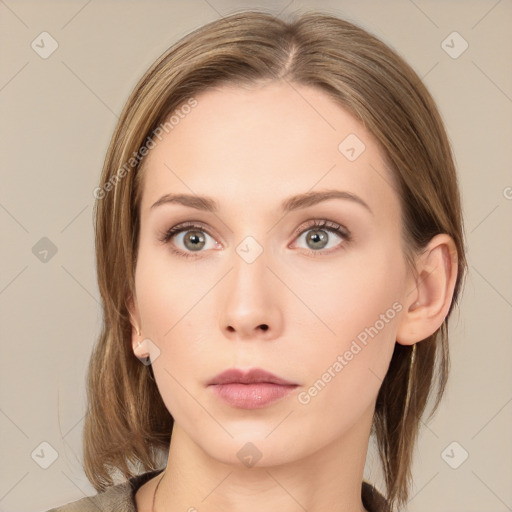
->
<box><xmin>209</xmin><ymin>383</ymin><xmax>297</xmax><ymax>409</ymax></box>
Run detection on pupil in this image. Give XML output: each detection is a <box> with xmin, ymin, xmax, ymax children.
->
<box><xmin>308</xmin><ymin>230</ymin><xmax>327</xmax><ymax>249</ymax></box>
<box><xmin>186</xmin><ymin>231</ymin><xmax>205</xmax><ymax>251</ymax></box>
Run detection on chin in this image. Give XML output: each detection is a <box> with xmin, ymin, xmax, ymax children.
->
<box><xmin>189</xmin><ymin>426</ymin><xmax>311</xmax><ymax>470</ymax></box>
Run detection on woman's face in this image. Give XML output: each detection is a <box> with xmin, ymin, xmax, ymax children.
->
<box><xmin>130</xmin><ymin>81</ymin><xmax>414</xmax><ymax>467</ymax></box>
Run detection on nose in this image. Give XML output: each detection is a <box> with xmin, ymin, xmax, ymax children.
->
<box><xmin>219</xmin><ymin>246</ymin><xmax>283</xmax><ymax>341</ymax></box>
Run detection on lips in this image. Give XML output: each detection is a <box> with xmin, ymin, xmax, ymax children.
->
<box><xmin>208</xmin><ymin>368</ymin><xmax>298</xmax><ymax>409</ymax></box>
<box><xmin>208</xmin><ymin>368</ymin><xmax>297</xmax><ymax>386</ymax></box>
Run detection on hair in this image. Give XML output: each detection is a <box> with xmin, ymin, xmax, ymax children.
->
<box><xmin>84</xmin><ymin>10</ymin><xmax>467</xmax><ymax>511</ymax></box>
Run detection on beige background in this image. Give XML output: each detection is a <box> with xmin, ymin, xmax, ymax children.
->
<box><xmin>1</xmin><ymin>1</ymin><xmax>511</xmax><ymax>511</ymax></box>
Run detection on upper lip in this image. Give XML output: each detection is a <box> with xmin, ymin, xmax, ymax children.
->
<box><xmin>208</xmin><ymin>368</ymin><xmax>297</xmax><ymax>386</ymax></box>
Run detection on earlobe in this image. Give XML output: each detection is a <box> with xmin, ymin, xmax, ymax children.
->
<box><xmin>396</xmin><ymin>234</ymin><xmax>458</xmax><ymax>346</ymax></box>
<box><xmin>126</xmin><ymin>294</ymin><xmax>146</xmax><ymax>357</ymax></box>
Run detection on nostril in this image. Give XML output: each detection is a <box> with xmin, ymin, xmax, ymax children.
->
<box><xmin>260</xmin><ymin>324</ymin><xmax>269</xmax><ymax>331</ymax></box>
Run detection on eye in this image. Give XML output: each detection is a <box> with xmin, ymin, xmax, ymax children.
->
<box><xmin>158</xmin><ymin>219</ymin><xmax>351</xmax><ymax>259</ymax></box>
<box><xmin>292</xmin><ymin>220</ymin><xmax>351</xmax><ymax>256</ymax></box>
<box><xmin>157</xmin><ymin>222</ymin><xmax>220</xmax><ymax>259</ymax></box>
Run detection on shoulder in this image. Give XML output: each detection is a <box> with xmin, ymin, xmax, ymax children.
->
<box><xmin>44</xmin><ymin>469</ymin><xmax>164</xmax><ymax>512</ymax></box>
<box><xmin>362</xmin><ymin>480</ymin><xmax>389</xmax><ymax>512</ymax></box>
<box><xmin>45</xmin><ymin>481</ymin><xmax>132</xmax><ymax>512</ymax></box>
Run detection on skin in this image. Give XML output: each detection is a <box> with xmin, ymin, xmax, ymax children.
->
<box><xmin>128</xmin><ymin>81</ymin><xmax>458</xmax><ymax>512</ymax></box>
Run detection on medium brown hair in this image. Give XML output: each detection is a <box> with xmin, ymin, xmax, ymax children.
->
<box><xmin>85</xmin><ymin>10</ymin><xmax>467</xmax><ymax>511</ymax></box>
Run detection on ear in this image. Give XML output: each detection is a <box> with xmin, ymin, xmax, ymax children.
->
<box><xmin>396</xmin><ymin>234</ymin><xmax>459</xmax><ymax>345</ymax></box>
<box><xmin>126</xmin><ymin>294</ymin><xmax>148</xmax><ymax>359</ymax></box>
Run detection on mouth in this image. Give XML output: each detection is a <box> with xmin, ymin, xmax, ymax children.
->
<box><xmin>207</xmin><ymin>368</ymin><xmax>299</xmax><ymax>409</ymax></box>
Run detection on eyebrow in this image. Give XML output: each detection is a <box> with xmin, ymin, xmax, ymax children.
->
<box><xmin>150</xmin><ymin>189</ymin><xmax>373</xmax><ymax>215</ymax></box>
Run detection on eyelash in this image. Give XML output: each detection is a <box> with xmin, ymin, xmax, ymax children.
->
<box><xmin>157</xmin><ymin>220</ymin><xmax>351</xmax><ymax>259</ymax></box>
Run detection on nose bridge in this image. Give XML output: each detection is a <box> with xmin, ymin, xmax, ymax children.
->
<box><xmin>219</xmin><ymin>238</ymin><xmax>282</xmax><ymax>338</ymax></box>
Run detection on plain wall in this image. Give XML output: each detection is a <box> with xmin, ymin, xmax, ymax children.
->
<box><xmin>1</xmin><ymin>1</ymin><xmax>511</xmax><ymax>511</ymax></box>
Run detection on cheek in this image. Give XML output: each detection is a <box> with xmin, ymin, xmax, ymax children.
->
<box><xmin>134</xmin><ymin>241</ymin><xmax>211</xmax><ymax>339</ymax></box>
<box><xmin>293</xmin><ymin>297</ymin><xmax>402</xmax><ymax>443</ymax></box>
<box><xmin>134</xmin><ymin>248</ymin><xmax>218</xmax><ymax>404</ymax></box>
<box><xmin>134</xmin><ymin>261</ymin><xmax>200</xmax><ymax>420</ymax></box>
<box><xmin>294</xmin><ymin>248</ymin><xmax>405</xmax><ymax>401</ymax></box>
<box><xmin>296</xmin><ymin>245</ymin><xmax>404</xmax><ymax>338</ymax></box>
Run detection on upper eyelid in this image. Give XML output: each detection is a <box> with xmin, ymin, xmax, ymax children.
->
<box><xmin>294</xmin><ymin>219</ymin><xmax>348</xmax><ymax>235</ymax></box>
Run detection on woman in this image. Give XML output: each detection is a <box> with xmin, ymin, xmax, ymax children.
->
<box><xmin>48</xmin><ymin>9</ymin><xmax>466</xmax><ymax>512</ymax></box>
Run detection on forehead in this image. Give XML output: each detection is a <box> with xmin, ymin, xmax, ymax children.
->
<box><xmin>139</xmin><ymin>82</ymin><xmax>398</xmax><ymax>221</ymax></box>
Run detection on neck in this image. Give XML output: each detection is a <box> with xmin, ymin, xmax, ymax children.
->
<box><xmin>155</xmin><ymin>407</ymin><xmax>374</xmax><ymax>512</ymax></box>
